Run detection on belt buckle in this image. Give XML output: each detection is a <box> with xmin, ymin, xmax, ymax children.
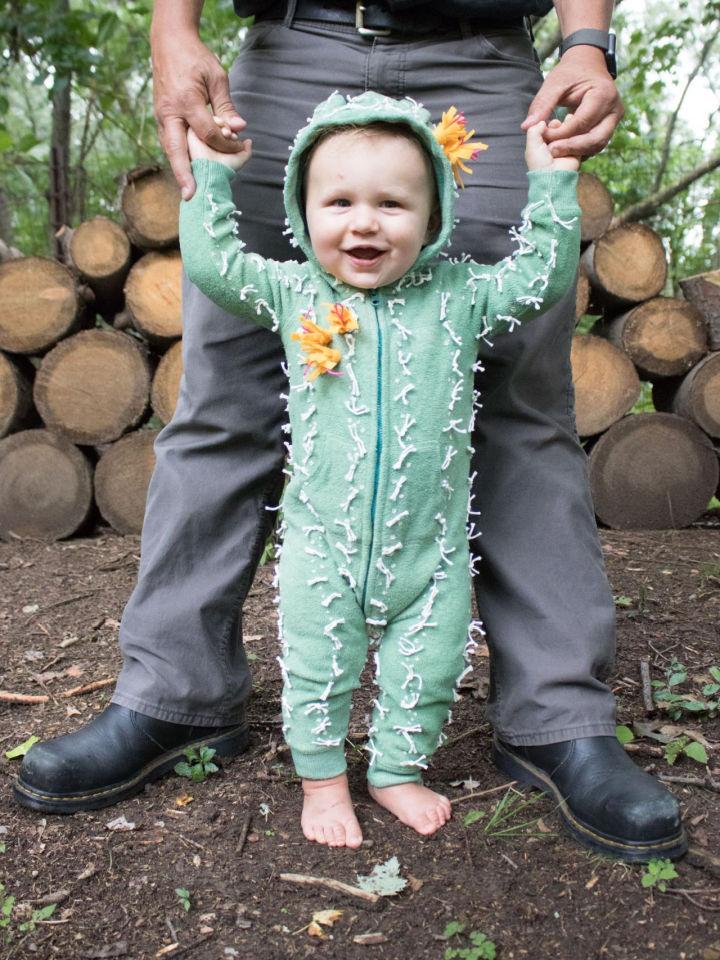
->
<box><xmin>355</xmin><ymin>3</ymin><xmax>391</xmax><ymax>36</ymax></box>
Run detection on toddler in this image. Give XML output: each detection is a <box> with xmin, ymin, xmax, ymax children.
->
<box><xmin>180</xmin><ymin>91</ymin><xmax>580</xmax><ymax>849</ymax></box>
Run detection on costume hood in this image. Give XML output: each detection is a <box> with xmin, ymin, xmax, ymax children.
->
<box><xmin>282</xmin><ymin>91</ymin><xmax>458</xmax><ymax>284</ymax></box>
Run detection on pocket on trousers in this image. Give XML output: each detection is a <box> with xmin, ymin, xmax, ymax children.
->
<box><xmin>229</xmin><ymin>21</ymin><xmax>281</xmax><ymax>72</ymax></box>
<box><xmin>474</xmin><ymin>28</ymin><xmax>541</xmax><ymax>69</ymax></box>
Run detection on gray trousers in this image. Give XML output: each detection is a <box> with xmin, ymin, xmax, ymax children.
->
<box><xmin>113</xmin><ymin>13</ymin><xmax>618</xmax><ymax>745</ymax></box>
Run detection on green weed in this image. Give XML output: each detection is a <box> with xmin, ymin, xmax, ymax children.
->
<box><xmin>442</xmin><ymin>922</ymin><xmax>496</xmax><ymax>960</ymax></box>
<box><xmin>0</xmin><ymin>884</ymin><xmax>57</xmax><ymax>943</ymax></box>
<box><xmin>641</xmin><ymin>858</ymin><xmax>678</xmax><ymax>892</ymax></box>
<box><xmin>174</xmin><ymin>746</ymin><xmax>219</xmax><ymax>783</ymax></box>
<box><xmin>463</xmin><ymin>787</ymin><xmax>551</xmax><ymax>839</ymax></box>
<box><xmin>651</xmin><ymin>658</ymin><xmax>719</xmax><ymax>720</ymax></box>
<box><xmin>176</xmin><ymin>888</ymin><xmax>191</xmax><ymax>912</ymax></box>
<box><xmin>664</xmin><ymin>735</ymin><xmax>708</xmax><ymax>766</ymax></box>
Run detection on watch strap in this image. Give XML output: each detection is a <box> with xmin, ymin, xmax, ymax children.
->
<box><xmin>559</xmin><ymin>29</ymin><xmax>617</xmax><ymax>78</ymax></box>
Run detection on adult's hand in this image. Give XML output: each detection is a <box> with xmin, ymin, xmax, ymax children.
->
<box><xmin>521</xmin><ymin>46</ymin><xmax>623</xmax><ymax>159</ymax></box>
<box><xmin>151</xmin><ymin>2</ymin><xmax>247</xmax><ymax>200</ymax></box>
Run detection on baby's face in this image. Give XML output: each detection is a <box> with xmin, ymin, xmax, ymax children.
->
<box><xmin>304</xmin><ymin>130</ymin><xmax>437</xmax><ymax>289</ymax></box>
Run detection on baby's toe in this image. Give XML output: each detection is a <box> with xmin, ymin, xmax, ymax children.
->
<box><xmin>328</xmin><ymin>822</ymin><xmax>347</xmax><ymax>847</ymax></box>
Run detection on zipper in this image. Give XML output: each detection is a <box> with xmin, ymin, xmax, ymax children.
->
<box><xmin>361</xmin><ymin>290</ymin><xmax>383</xmax><ymax>610</ymax></box>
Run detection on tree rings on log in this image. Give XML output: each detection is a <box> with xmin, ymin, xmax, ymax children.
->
<box><xmin>0</xmin><ymin>429</ymin><xmax>93</xmax><ymax>540</ymax></box>
<box><xmin>588</xmin><ymin>412</ymin><xmax>719</xmax><ymax>529</ymax></box>
<box><xmin>661</xmin><ymin>352</ymin><xmax>720</xmax><ymax>438</ymax></box>
<box><xmin>121</xmin><ymin>166</ymin><xmax>180</xmax><ymax>249</ymax></box>
<box><xmin>570</xmin><ymin>335</ymin><xmax>641</xmax><ymax>436</ymax></box>
<box><xmin>34</xmin><ymin>329</ymin><xmax>150</xmax><ymax>445</ymax></box>
<box><xmin>95</xmin><ymin>429</ymin><xmax>158</xmax><ymax>535</ymax></box>
<box><xmin>604</xmin><ymin>297</ymin><xmax>707</xmax><ymax>378</ymax></box>
<box><xmin>151</xmin><ymin>340</ymin><xmax>183</xmax><ymax>424</ymax></box>
<box><xmin>577</xmin><ymin>172</ymin><xmax>614</xmax><ymax>243</ymax></box>
<box><xmin>680</xmin><ymin>269</ymin><xmax>720</xmax><ymax>351</ymax></box>
<box><xmin>0</xmin><ymin>256</ymin><xmax>84</xmax><ymax>354</ymax></box>
<box><xmin>0</xmin><ymin>353</ymin><xmax>35</xmax><ymax>438</ymax></box>
<box><xmin>581</xmin><ymin>223</ymin><xmax>667</xmax><ymax>309</ymax></box>
<box><xmin>124</xmin><ymin>250</ymin><xmax>182</xmax><ymax>347</ymax></box>
<box><xmin>69</xmin><ymin>217</ymin><xmax>132</xmax><ymax>317</ymax></box>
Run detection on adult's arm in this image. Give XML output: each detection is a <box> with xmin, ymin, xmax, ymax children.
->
<box><xmin>151</xmin><ymin>0</ymin><xmax>247</xmax><ymax>199</ymax></box>
<box><xmin>522</xmin><ymin>0</ymin><xmax>624</xmax><ymax>159</ymax></box>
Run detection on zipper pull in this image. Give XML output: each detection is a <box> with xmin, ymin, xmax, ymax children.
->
<box><xmin>370</xmin><ymin>290</ymin><xmax>380</xmax><ymax>308</ymax></box>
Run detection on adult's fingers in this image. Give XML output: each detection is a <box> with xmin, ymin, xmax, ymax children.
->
<box><xmin>547</xmin><ymin>112</ymin><xmax>618</xmax><ymax>159</ymax></box>
<box><xmin>159</xmin><ymin>115</ymin><xmax>194</xmax><ymax>199</ymax></box>
<box><xmin>543</xmin><ymin>87</ymin><xmax>620</xmax><ymax>144</ymax></box>
<box><xmin>206</xmin><ymin>67</ymin><xmax>247</xmax><ymax>132</ymax></box>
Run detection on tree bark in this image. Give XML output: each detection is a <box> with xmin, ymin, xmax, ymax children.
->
<box><xmin>49</xmin><ymin>0</ymin><xmax>72</xmax><ymax>260</ymax></box>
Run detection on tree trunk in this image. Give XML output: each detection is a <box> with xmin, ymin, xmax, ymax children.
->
<box><xmin>588</xmin><ymin>413</ymin><xmax>719</xmax><ymax>530</ymax></box>
<box><xmin>95</xmin><ymin>429</ymin><xmax>158</xmax><ymax>534</ymax></box>
<box><xmin>570</xmin><ymin>334</ymin><xmax>641</xmax><ymax>437</ymax></box>
<box><xmin>34</xmin><ymin>329</ymin><xmax>151</xmax><ymax>444</ymax></box>
<box><xmin>49</xmin><ymin>0</ymin><xmax>73</xmax><ymax>260</ymax></box>
<box><xmin>124</xmin><ymin>250</ymin><xmax>183</xmax><ymax>347</ymax></box>
<box><xmin>0</xmin><ymin>429</ymin><xmax>93</xmax><ymax>541</ymax></box>
<box><xmin>602</xmin><ymin>297</ymin><xmax>708</xmax><ymax>379</ymax></box>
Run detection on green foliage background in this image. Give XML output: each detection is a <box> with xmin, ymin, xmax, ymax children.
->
<box><xmin>1</xmin><ymin>0</ymin><xmax>718</xmax><ymax>293</ymax></box>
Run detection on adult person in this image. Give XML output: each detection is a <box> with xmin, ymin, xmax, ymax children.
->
<box><xmin>15</xmin><ymin>0</ymin><xmax>687</xmax><ymax>861</ymax></box>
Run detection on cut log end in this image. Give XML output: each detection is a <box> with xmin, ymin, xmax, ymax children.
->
<box><xmin>34</xmin><ymin>329</ymin><xmax>150</xmax><ymax>445</ymax></box>
<box><xmin>0</xmin><ymin>257</ymin><xmax>83</xmax><ymax>354</ymax></box>
<box><xmin>124</xmin><ymin>250</ymin><xmax>183</xmax><ymax>346</ymax></box>
<box><xmin>588</xmin><ymin>413</ymin><xmax>719</xmax><ymax>530</ymax></box>
<box><xmin>95</xmin><ymin>430</ymin><xmax>158</xmax><ymax>535</ymax></box>
<box><xmin>0</xmin><ymin>430</ymin><xmax>93</xmax><ymax>541</ymax></box>
<box><xmin>151</xmin><ymin>340</ymin><xmax>183</xmax><ymax>424</ymax></box>
<box><xmin>121</xmin><ymin>167</ymin><xmax>180</xmax><ymax>249</ymax></box>
<box><xmin>570</xmin><ymin>334</ymin><xmax>641</xmax><ymax>436</ymax></box>
<box><xmin>577</xmin><ymin>172</ymin><xmax>614</xmax><ymax>243</ymax></box>
<box><xmin>0</xmin><ymin>353</ymin><xmax>36</xmax><ymax>439</ymax></box>
<box><xmin>582</xmin><ymin>223</ymin><xmax>667</xmax><ymax>308</ymax></box>
<box><xmin>605</xmin><ymin>297</ymin><xmax>708</xmax><ymax>378</ymax></box>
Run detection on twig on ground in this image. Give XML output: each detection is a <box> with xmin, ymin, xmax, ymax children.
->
<box><xmin>0</xmin><ymin>690</ymin><xmax>49</xmax><ymax>703</ymax></box>
<box><xmin>279</xmin><ymin>872</ymin><xmax>380</xmax><ymax>905</ymax></box>
<box><xmin>450</xmin><ymin>781</ymin><xmax>517</xmax><ymax>806</ymax></box>
<box><xmin>657</xmin><ymin>772</ymin><xmax>720</xmax><ymax>792</ymax></box>
<box><xmin>24</xmin><ymin>591</ymin><xmax>98</xmax><ymax>624</ymax></box>
<box><xmin>624</xmin><ymin>743</ymin><xmax>664</xmax><ymax>758</ymax></box>
<box><xmin>687</xmin><ymin>845</ymin><xmax>720</xmax><ymax>876</ymax></box>
<box><xmin>62</xmin><ymin>677</ymin><xmax>115</xmax><ymax>698</ymax></box>
<box><xmin>166</xmin><ymin>917</ymin><xmax>178</xmax><ymax>944</ymax></box>
<box><xmin>640</xmin><ymin>659</ymin><xmax>655</xmax><ymax>714</ymax></box>
<box><xmin>439</xmin><ymin>723</ymin><xmax>489</xmax><ymax>751</ymax></box>
<box><xmin>661</xmin><ymin>889</ymin><xmax>720</xmax><ymax>911</ymax></box>
<box><xmin>236</xmin><ymin>813</ymin><xmax>253</xmax><ymax>856</ymax></box>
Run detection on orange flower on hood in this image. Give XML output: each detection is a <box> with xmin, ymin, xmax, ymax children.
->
<box><xmin>326</xmin><ymin>302</ymin><xmax>359</xmax><ymax>334</ymax></box>
<box><xmin>433</xmin><ymin>106</ymin><xmax>488</xmax><ymax>188</ymax></box>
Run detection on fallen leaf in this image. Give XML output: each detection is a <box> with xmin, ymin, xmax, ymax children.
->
<box><xmin>307</xmin><ymin>921</ymin><xmax>326</xmax><ymax>939</ymax></box>
<box><xmin>23</xmin><ymin>650</ymin><xmax>44</xmax><ymax>662</ymax></box>
<box><xmin>5</xmin><ymin>735</ymin><xmax>40</xmax><ymax>760</ymax></box>
<box><xmin>106</xmin><ymin>816</ymin><xmax>136</xmax><ymax>832</ymax></box>
<box><xmin>357</xmin><ymin>857</ymin><xmax>407</xmax><ymax>896</ymax></box>
<box><xmin>22</xmin><ymin>604</ymin><xmax>40</xmax><ymax>614</ymax></box>
<box><xmin>312</xmin><ymin>909</ymin><xmax>343</xmax><ymax>926</ymax></box>
<box><xmin>175</xmin><ymin>794</ymin><xmax>194</xmax><ymax>807</ymax></box>
<box><xmin>76</xmin><ymin>864</ymin><xmax>97</xmax><ymax>881</ymax></box>
<box><xmin>65</xmin><ymin>705</ymin><xmax>81</xmax><ymax>717</ymax></box>
<box><xmin>199</xmin><ymin>926</ymin><xmax>213</xmax><ymax>935</ymax></box>
<box><xmin>450</xmin><ymin>778</ymin><xmax>481</xmax><ymax>790</ymax></box>
<box><xmin>65</xmin><ymin>664</ymin><xmax>85</xmax><ymax>678</ymax></box>
<box><xmin>536</xmin><ymin>819</ymin><xmax>552</xmax><ymax>834</ymax></box>
<box><xmin>585</xmin><ymin>876</ymin><xmax>599</xmax><ymax>890</ymax></box>
<box><xmin>407</xmin><ymin>875</ymin><xmax>424</xmax><ymax>893</ymax></box>
<box><xmin>155</xmin><ymin>945</ymin><xmax>178</xmax><ymax>958</ymax></box>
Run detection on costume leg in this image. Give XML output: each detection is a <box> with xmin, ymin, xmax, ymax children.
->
<box><xmin>366</xmin><ymin>561</ymin><xmax>472</xmax><ymax>788</ymax></box>
<box><xmin>277</xmin><ymin>520</ymin><xmax>369</xmax><ymax>781</ymax></box>
<box><xmin>400</xmin><ymin>26</ymin><xmax>617</xmax><ymax>744</ymax></box>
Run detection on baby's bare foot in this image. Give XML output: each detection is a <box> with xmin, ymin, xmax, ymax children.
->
<box><xmin>301</xmin><ymin>774</ymin><xmax>363</xmax><ymax>848</ymax></box>
<box><xmin>368</xmin><ymin>782</ymin><xmax>452</xmax><ymax>836</ymax></box>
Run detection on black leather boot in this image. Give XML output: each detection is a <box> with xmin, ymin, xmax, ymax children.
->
<box><xmin>493</xmin><ymin>736</ymin><xmax>687</xmax><ymax>862</ymax></box>
<box><xmin>13</xmin><ymin>703</ymin><xmax>250</xmax><ymax>814</ymax></box>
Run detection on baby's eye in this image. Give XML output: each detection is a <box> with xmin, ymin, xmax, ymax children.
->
<box><xmin>381</xmin><ymin>200</ymin><xmax>401</xmax><ymax>208</ymax></box>
<box><xmin>331</xmin><ymin>198</ymin><xmax>351</xmax><ymax>207</ymax></box>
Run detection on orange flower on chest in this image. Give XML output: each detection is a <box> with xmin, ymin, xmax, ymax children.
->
<box><xmin>326</xmin><ymin>302</ymin><xmax>359</xmax><ymax>334</ymax></box>
<box><xmin>291</xmin><ymin>313</ymin><xmax>341</xmax><ymax>380</ymax></box>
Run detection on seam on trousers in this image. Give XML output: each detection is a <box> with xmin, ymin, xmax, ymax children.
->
<box><xmin>495</xmin><ymin>721</ymin><xmax>618</xmax><ymax>747</ymax></box>
<box><xmin>216</xmin><ymin>470</ymin><xmax>285</xmax><ymax>717</ymax></box>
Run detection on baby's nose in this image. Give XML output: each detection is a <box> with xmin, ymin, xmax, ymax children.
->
<box><xmin>351</xmin><ymin>207</ymin><xmax>378</xmax><ymax>232</ymax></box>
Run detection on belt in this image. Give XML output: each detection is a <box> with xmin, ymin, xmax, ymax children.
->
<box><xmin>257</xmin><ymin>1</ymin><xmax>524</xmax><ymax>37</ymax></box>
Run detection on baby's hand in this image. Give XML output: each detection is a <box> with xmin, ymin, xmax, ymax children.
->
<box><xmin>525</xmin><ymin>120</ymin><xmax>579</xmax><ymax>173</ymax></box>
<box><xmin>187</xmin><ymin>117</ymin><xmax>252</xmax><ymax>172</ymax></box>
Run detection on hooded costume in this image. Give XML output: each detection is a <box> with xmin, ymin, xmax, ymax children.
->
<box><xmin>179</xmin><ymin>91</ymin><xmax>580</xmax><ymax>786</ymax></box>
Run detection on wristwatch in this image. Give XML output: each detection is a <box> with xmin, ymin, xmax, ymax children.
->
<box><xmin>559</xmin><ymin>29</ymin><xmax>617</xmax><ymax>79</ymax></box>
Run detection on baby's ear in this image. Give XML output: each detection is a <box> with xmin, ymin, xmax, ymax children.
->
<box><xmin>425</xmin><ymin>206</ymin><xmax>441</xmax><ymax>243</ymax></box>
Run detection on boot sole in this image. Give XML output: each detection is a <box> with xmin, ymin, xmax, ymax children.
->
<box><xmin>12</xmin><ymin>723</ymin><xmax>250</xmax><ymax>815</ymax></box>
<box><xmin>492</xmin><ymin>739</ymin><xmax>688</xmax><ymax>863</ymax></box>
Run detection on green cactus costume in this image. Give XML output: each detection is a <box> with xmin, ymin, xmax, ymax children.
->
<box><xmin>179</xmin><ymin>91</ymin><xmax>581</xmax><ymax>787</ymax></box>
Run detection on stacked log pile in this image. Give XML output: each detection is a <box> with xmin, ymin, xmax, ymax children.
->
<box><xmin>0</xmin><ymin>167</ymin><xmax>179</xmax><ymax>539</ymax></box>
<box><xmin>0</xmin><ymin>168</ymin><xmax>718</xmax><ymax>537</ymax></box>
<box><xmin>571</xmin><ymin>172</ymin><xmax>719</xmax><ymax>530</ymax></box>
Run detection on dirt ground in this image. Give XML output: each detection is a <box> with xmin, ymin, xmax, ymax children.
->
<box><xmin>1</xmin><ymin>521</ymin><xmax>719</xmax><ymax>960</ymax></box>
